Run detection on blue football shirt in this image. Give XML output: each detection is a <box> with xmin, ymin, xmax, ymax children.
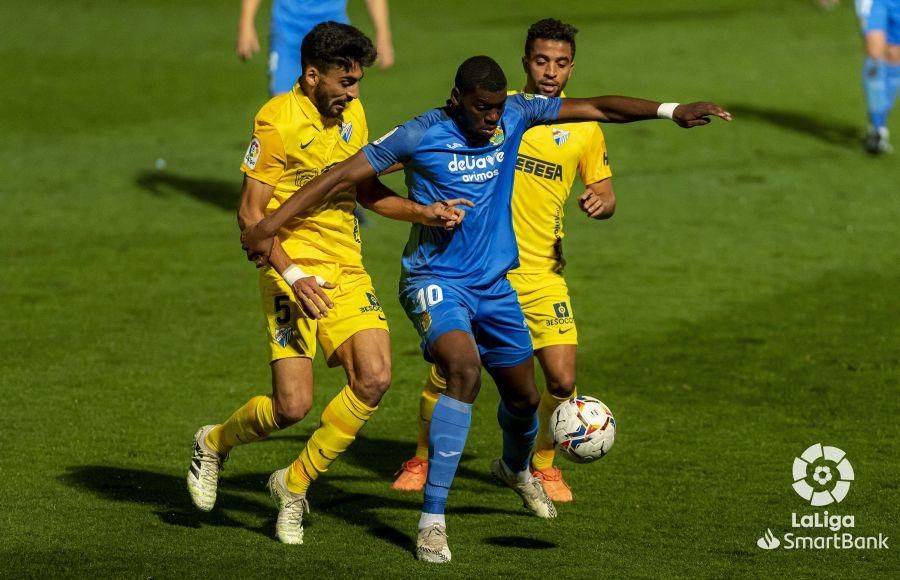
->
<box><xmin>272</xmin><ymin>0</ymin><xmax>348</xmax><ymax>34</ymax></box>
<box><xmin>363</xmin><ymin>93</ymin><xmax>562</xmax><ymax>287</ymax></box>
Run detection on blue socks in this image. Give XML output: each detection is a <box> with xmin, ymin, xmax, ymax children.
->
<box><xmin>423</xmin><ymin>395</ymin><xmax>472</xmax><ymax>515</ymax></box>
<box><xmin>497</xmin><ymin>401</ymin><xmax>539</xmax><ymax>473</ymax></box>
<box><xmin>864</xmin><ymin>57</ymin><xmax>890</xmax><ymax>129</ymax></box>
<box><xmin>889</xmin><ymin>63</ymin><xmax>900</xmax><ymax>108</ymax></box>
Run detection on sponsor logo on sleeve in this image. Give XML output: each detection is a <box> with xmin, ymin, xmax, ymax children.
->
<box><xmin>244</xmin><ymin>138</ymin><xmax>261</xmax><ymax>169</ymax></box>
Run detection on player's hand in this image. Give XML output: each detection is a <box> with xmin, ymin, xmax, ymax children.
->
<box><xmin>241</xmin><ymin>223</ymin><xmax>276</xmax><ymax>268</ymax></box>
<box><xmin>375</xmin><ymin>35</ymin><xmax>395</xmax><ymax>69</ymax></box>
<box><xmin>672</xmin><ymin>102</ymin><xmax>732</xmax><ymax>128</ymax></box>
<box><xmin>423</xmin><ymin>198</ymin><xmax>474</xmax><ymax>230</ymax></box>
<box><xmin>236</xmin><ymin>26</ymin><xmax>260</xmax><ymax>61</ymax></box>
<box><xmin>578</xmin><ymin>189</ymin><xmax>615</xmax><ymax>219</ymax></box>
<box><xmin>290</xmin><ymin>276</ymin><xmax>336</xmax><ymax>320</ymax></box>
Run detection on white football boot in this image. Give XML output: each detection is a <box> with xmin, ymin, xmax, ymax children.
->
<box><xmin>267</xmin><ymin>467</ymin><xmax>310</xmax><ymax>545</ymax></box>
<box><xmin>491</xmin><ymin>458</ymin><xmax>557</xmax><ymax>519</ymax></box>
<box><xmin>187</xmin><ymin>425</ymin><xmax>227</xmax><ymax>512</ymax></box>
<box><xmin>416</xmin><ymin>524</ymin><xmax>451</xmax><ymax>563</ymax></box>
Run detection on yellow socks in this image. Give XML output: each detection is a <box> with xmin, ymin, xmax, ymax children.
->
<box><xmin>286</xmin><ymin>385</ymin><xmax>376</xmax><ymax>495</ymax></box>
<box><xmin>531</xmin><ymin>388</ymin><xmax>576</xmax><ymax>471</ymax></box>
<box><xmin>206</xmin><ymin>395</ymin><xmax>280</xmax><ymax>454</ymax></box>
<box><xmin>415</xmin><ymin>365</ymin><xmax>447</xmax><ymax>461</ymax></box>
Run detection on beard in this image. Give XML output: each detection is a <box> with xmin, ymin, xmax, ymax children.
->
<box><xmin>314</xmin><ymin>85</ymin><xmax>343</xmax><ymax>119</ymax></box>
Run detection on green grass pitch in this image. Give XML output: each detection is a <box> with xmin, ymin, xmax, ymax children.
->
<box><xmin>1</xmin><ymin>0</ymin><xmax>898</xmax><ymax>577</ymax></box>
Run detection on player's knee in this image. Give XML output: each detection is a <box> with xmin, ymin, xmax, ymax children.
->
<box><xmin>503</xmin><ymin>390</ymin><xmax>540</xmax><ymax>414</ymax></box>
<box><xmin>443</xmin><ymin>362</ymin><xmax>482</xmax><ymax>402</ymax></box>
<box><xmin>275</xmin><ymin>398</ymin><xmax>312</xmax><ymax>427</ymax></box>
<box><xmin>350</xmin><ymin>366</ymin><xmax>392</xmax><ymax>406</ymax></box>
<box><xmin>546</xmin><ymin>372</ymin><xmax>577</xmax><ymax>398</ymax></box>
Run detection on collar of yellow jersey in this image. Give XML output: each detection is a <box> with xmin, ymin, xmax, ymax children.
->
<box><xmin>292</xmin><ymin>85</ymin><xmax>328</xmax><ymax>131</ymax></box>
<box><xmin>512</xmin><ymin>88</ymin><xmax>567</xmax><ymax>98</ymax></box>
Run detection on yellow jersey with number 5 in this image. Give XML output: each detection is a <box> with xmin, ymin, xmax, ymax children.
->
<box><xmin>241</xmin><ymin>85</ymin><xmax>369</xmax><ymax>267</ymax></box>
<box><xmin>508</xmin><ymin>91</ymin><xmax>612</xmax><ymax>274</ymax></box>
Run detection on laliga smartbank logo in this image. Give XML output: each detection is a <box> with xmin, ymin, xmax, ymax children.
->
<box><xmin>755</xmin><ymin>443</ymin><xmax>889</xmax><ymax>551</ymax></box>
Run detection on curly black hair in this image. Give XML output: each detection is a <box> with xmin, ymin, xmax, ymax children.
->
<box><xmin>525</xmin><ymin>18</ymin><xmax>579</xmax><ymax>58</ymax></box>
<box><xmin>454</xmin><ymin>55</ymin><xmax>507</xmax><ymax>94</ymax></box>
<box><xmin>301</xmin><ymin>21</ymin><xmax>377</xmax><ymax>72</ymax></box>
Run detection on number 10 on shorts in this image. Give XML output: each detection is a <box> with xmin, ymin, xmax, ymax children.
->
<box><xmin>415</xmin><ymin>284</ymin><xmax>443</xmax><ymax>312</ymax></box>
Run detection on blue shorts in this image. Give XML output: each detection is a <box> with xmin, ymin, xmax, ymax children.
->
<box><xmin>857</xmin><ymin>0</ymin><xmax>900</xmax><ymax>44</ymax></box>
<box><xmin>268</xmin><ymin>15</ymin><xmax>349</xmax><ymax>95</ymax></box>
<box><xmin>399</xmin><ymin>276</ymin><xmax>533</xmax><ymax>369</ymax></box>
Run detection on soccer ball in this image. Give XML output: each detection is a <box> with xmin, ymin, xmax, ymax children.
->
<box><xmin>551</xmin><ymin>396</ymin><xmax>616</xmax><ymax>463</ymax></box>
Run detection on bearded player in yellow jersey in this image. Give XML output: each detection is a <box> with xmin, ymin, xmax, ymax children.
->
<box><xmin>393</xmin><ymin>19</ymin><xmax>615</xmax><ymax>502</ymax></box>
<box><xmin>186</xmin><ymin>22</ymin><xmax>466</xmax><ymax>545</ymax></box>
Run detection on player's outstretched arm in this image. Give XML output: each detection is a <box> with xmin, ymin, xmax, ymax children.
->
<box><xmin>238</xmin><ymin>174</ymin><xmax>336</xmax><ymax>318</ymax></box>
<box><xmin>558</xmin><ymin>97</ymin><xmax>732</xmax><ymax>127</ymax></box>
<box><xmin>241</xmin><ymin>151</ymin><xmax>377</xmax><ymax>264</ymax></box>
<box><xmin>357</xmin><ymin>177</ymin><xmax>472</xmax><ymax>229</ymax></box>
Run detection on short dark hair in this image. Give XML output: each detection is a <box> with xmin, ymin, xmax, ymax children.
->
<box><xmin>301</xmin><ymin>22</ymin><xmax>377</xmax><ymax>72</ymax></box>
<box><xmin>525</xmin><ymin>18</ymin><xmax>578</xmax><ymax>58</ymax></box>
<box><xmin>454</xmin><ymin>56</ymin><xmax>507</xmax><ymax>94</ymax></box>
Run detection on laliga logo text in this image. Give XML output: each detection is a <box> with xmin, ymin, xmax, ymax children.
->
<box><xmin>755</xmin><ymin>444</ymin><xmax>889</xmax><ymax>551</ymax></box>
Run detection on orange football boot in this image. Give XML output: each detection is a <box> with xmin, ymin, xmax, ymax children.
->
<box><xmin>532</xmin><ymin>466</ymin><xmax>573</xmax><ymax>502</ymax></box>
<box><xmin>392</xmin><ymin>457</ymin><xmax>428</xmax><ymax>491</ymax></box>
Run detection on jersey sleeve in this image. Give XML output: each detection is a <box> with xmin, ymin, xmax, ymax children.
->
<box><xmin>240</xmin><ymin>117</ymin><xmax>286</xmax><ymax>187</ymax></box>
<box><xmin>362</xmin><ymin>118</ymin><xmax>424</xmax><ymax>173</ymax></box>
<box><xmin>506</xmin><ymin>93</ymin><xmax>563</xmax><ymax>128</ymax></box>
<box><xmin>579</xmin><ymin>123</ymin><xmax>613</xmax><ymax>184</ymax></box>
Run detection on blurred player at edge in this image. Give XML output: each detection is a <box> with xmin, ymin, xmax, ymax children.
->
<box><xmin>392</xmin><ymin>19</ymin><xmax>614</xmax><ymax>503</ymax></box>
<box><xmin>824</xmin><ymin>0</ymin><xmax>900</xmax><ymax>153</ymax></box>
<box><xmin>241</xmin><ymin>56</ymin><xmax>731</xmax><ymax>562</ymax></box>
<box><xmin>237</xmin><ymin>0</ymin><xmax>395</xmax><ymax>95</ymax></box>
<box><xmin>186</xmin><ymin>22</ymin><xmax>466</xmax><ymax>545</ymax></box>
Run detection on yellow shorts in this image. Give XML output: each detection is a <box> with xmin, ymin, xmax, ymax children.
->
<box><xmin>507</xmin><ymin>271</ymin><xmax>577</xmax><ymax>351</ymax></box>
<box><xmin>260</xmin><ymin>260</ymin><xmax>389</xmax><ymax>366</ymax></box>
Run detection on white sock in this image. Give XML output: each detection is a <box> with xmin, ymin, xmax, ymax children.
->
<box><xmin>515</xmin><ymin>468</ymin><xmax>532</xmax><ymax>484</ymax></box>
<box><xmin>418</xmin><ymin>512</ymin><xmax>446</xmax><ymax>530</ymax></box>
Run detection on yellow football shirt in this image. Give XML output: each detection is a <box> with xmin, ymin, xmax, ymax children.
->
<box><xmin>509</xmin><ymin>91</ymin><xmax>613</xmax><ymax>274</ymax></box>
<box><xmin>241</xmin><ymin>85</ymin><xmax>369</xmax><ymax>267</ymax></box>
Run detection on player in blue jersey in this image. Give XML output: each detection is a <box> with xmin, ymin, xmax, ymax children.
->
<box><xmin>237</xmin><ymin>0</ymin><xmax>394</xmax><ymax>95</ymax></box>
<box><xmin>241</xmin><ymin>56</ymin><xmax>730</xmax><ymax>562</ymax></box>
<box><xmin>854</xmin><ymin>0</ymin><xmax>900</xmax><ymax>153</ymax></box>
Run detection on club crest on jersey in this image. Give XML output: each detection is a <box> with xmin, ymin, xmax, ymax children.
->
<box><xmin>552</xmin><ymin>128</ymin><xmax>570</xmax><ymax>146</ymax></box>
<box><xmin>340</xmin><ymin>122</ymin><xmax>353</xmax><ymax>143</ymax></box>
<box><xmin>244</xmin><ymin>138</ymin><xmax>261</xmax><ymax>169</ymax></box>
<box><xmin>554</xmin><ymin>302</ymin><xmax>570</xmax><ymax>318</ymax></box>
<box><xmin>490</xmin><ymin>126</ymin><xmax>505</xmax><ymax>146</ymax></box>
<box><xmin>274</xmin><ymin>326</ymin><xmax>292</xmax><ymax>348</ymax></box>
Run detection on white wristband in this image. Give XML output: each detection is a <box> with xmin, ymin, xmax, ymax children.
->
<box><xmin>282</xmin><ymin>265</ymin><xmax>327</xmax><ymax>287</ymax></box>
<box><xmin>657</xmin><ymin>102</ymin><xmax>679</xmax><ymax>120</ymax></box>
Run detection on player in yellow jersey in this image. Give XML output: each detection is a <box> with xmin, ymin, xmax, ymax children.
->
<box><xmin>186</xmin><ymin>22</ymin><xmax>466</xmax><ymax>545</ymax></box>
<box><xmin>393</xmin><ymin>19</ymin><xmax>616</xmax><ymax>502</ymax></box>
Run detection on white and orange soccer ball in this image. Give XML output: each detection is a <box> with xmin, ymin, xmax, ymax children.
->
<box><xmin>551</xmin><ymin>396</ymin><xmax>616</xmax><ymax>463</ymax></box>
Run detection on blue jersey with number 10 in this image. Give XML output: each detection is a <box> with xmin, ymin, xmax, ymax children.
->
<box><xmin>363</xmin><ymin>94</ymin><xmax>562</xmax><ymax>288</ymax></box>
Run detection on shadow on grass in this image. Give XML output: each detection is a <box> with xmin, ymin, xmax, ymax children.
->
<box><xmin>135</xmin><ymin>170</ymin><xmax>240</xmax><ymax>212</ymax></box>
<box><xmin>483</xmin><ymin>536</ymin><xmax>557</xmax><ymax>549</ymax></box>
<box><xmin>60</xmin><ymin>437</ymin><xmax>523</xmax><ymax>552</ymax></box>
<box><xmin>727</xmin><ymin>104</ymin><xmax>860</xmax><ymax>148</ymax></box>
<box><xmin>269</xmin><ymin>433</ymin><xmax>497</xmax><ymax>487</ymax></box>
